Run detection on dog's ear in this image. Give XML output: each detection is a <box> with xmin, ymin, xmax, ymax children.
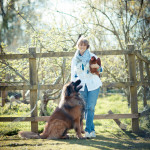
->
<box><xmin>65</xmin><ymin>86</ymin><xmax>71</xmax><ymax>97</ymax></box>
<box><xmin>97</xmin><ymin>58</ymin><xmax>101</xmax><ymax>66</ymax></box>
<box><xmin>73</xmin><ymin>80</ymin><xmax>81</xmax><ymax>87</ymax></box>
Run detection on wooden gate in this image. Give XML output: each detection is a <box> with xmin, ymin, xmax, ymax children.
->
<box><xmin>0</xmin><ymin>44</ymin><xmax>150</xmax><ymax>133</ymax></box>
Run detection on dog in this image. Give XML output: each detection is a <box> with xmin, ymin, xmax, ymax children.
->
<box><xmin>89</xmin><ymin>56</ymin><xmax>101</xmax><ymax>77</ymax></box>
<box><xmin>19</xmin><ymin>79</ymin><xmax>85</xmax><ymax>139</ymax></box>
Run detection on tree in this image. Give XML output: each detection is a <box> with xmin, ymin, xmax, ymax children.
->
<box><xmin>1</xmin><ymin>0</ymin><xmax>149</xmax><ymax>112</ymax></box>
<box><xmin>78</xmin><ymin>0</ymin><xmax>150</xmax><ymax>106</ymax></box>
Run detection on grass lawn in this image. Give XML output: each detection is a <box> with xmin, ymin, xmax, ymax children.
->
<box><xmin>0</xmin><ymin>94</ymin><xmax>150</xmax><ymax>150</ymax></box>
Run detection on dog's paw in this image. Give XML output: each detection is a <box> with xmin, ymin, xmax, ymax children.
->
<box><xmin>61</xmin><ymin>134</ymin><xmax>69</xmax><ymax>139</ymax></box>
<box><xmin>77</xmin><ymin>135</ymin><xmax>85</xmax><ymax>139</ymax></box>
<box><xmin>79</xmin><ymin>136</ymin><xmax>86</xmax><ymax>140</ymax></box>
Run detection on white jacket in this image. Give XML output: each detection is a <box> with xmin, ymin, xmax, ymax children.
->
<box><xmin>71</xmin><ymin>51</ymin><xmax>102</xmax><ymax>91</ymax></box>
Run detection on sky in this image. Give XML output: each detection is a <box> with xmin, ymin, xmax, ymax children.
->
<box><xmin>3</xmin><ymin>0</ymin><xmax>121</xmax><ymax>50</ymax></box>
<box><xmin>42</xmin><ymin>0</ymin><xmax>81</xmax><ymax>24</ymax></box>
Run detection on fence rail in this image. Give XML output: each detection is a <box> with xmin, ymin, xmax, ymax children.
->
<box><xmin>0</xmin><ymin>82</ymin><xmax>150</xmax><ymax>91</ymax></box>
<box><xmin>0</xmin><ymin>114</ymin><xmax>139</xmax><ymax>122</ymax></box>
<box><xmin>0</xmin><ymin>50</ymin><xmax>140</xmax><ymax>59</ymax></box>
<box><xmin>0</xmin><ymin>45</ymin><xmax>150</xmax><ymax>133</ymax></box>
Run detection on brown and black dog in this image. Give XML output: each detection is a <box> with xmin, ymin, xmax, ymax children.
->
<box><xmin>19</xmin><ymin>79</ymin><xmax>85</xmax><ymax>139</ymax></box>
<box><xmin>89</xmin><ymin>56</ymin><xmax>101</xmax><ymax>77</ymax></box>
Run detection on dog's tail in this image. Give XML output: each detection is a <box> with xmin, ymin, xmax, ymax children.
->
<box><xmin>18</xmin><ymin>131</ymin><xmax>40</xmax><ymax>139</ymax></box>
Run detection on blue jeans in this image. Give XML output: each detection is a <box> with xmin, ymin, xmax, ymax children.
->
<box><xmin>80</xmin><ymin>85</ymin><xmax>100</xmax><ymax>133</ymax></box>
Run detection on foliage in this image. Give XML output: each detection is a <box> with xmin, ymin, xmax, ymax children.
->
<box><xmin>0</xmin><ymin>0</ymin><xmax>42</xmax><ymax>47</ymax></box>
<box><xmin>46</xmin><ymin>100</ymin><xmax>57</xmax><ymax>116</ymax></box>
<box><xmin>0</xmin><ymin>103</ymin><xmax>30</xmax><ymax>115</ymax></box>
<box><xmin>1</xmin><ymin>0</ymin><xmax>149</xmax><ymax>85</ymax></box>
<box><xmin>0</xmin><ymin>100</ymin><xmax>57</xmax><ymax>116</ymax></box>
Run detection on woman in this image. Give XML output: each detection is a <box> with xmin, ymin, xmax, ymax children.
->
<box><xmin>71</xmin><ymin>37</ymin><xmax>102</xmax><ymax>138</ymax></box>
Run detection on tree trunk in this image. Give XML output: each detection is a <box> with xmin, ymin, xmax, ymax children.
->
<box><xmin>40</xmin><ymin>91</ymin><xmax>49</xmax><ymax>116</ymax></box>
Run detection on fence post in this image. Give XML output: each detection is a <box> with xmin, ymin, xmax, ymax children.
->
<box><xmin>127</xmin><ymin>44</ymin><xmax>139</xmax><ymax>133</ymax></box>
<box><xmin>145</xmin><ymin>62</ymin><xmax>150</xmax><ymax>102</ymax></box>
<box><xmin>139</xmin><ymin>59</ymin><xmax>147</xmax><ymax>107</ymax></box>
<box><xmin>145</xmin><ymin>62</ymin><xmax>150</xmax><ymax>84</ymax></box>
<box><xmin>1</xmin><ymin>83</ymin><xmax>6</xmax><ymax>107</ymax></box>
<box><xmin>29</xmin><ymin>47</ymin><xmax>38</xmax><ymax>133</ymax></box>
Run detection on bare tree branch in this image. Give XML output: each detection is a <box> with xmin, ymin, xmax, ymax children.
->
<box><xmin>130</xmin><ymin>0</ymin><xmax>144</xmax><ymax>30</ymax></box>
<box><xmin>89</xmin><ymin>4</ymin><xmax>124</xmax><ymax>50</ymax></box>
<box><xmin>0</xmin><ymin>60</ymin><xmax>29</xmax><ymax>83</ymax></box>
<box><xmin>0</xmin><ymin>0</ymin><xmax>5</xmax><ymax>19</ymax></box>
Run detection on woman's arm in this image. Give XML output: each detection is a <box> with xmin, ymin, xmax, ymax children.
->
<box><xmin>71</xmin><ymin>58</ymin><xmax>77</xmax><ymax>81</ymax></box>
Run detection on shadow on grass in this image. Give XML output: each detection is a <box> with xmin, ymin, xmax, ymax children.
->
<box><xmin>0</xmin><ymin>143</ymin><xmax>42</xmax><ymax>147</ymax></box>
<box><xmin>0</xmin><ymin>126</ymin><xmax>150</xmax><ymax>150</ymax></box>
<box><xmin>57</xmin><ymin>134</ymin><xmax>150</xmax><ymax>150</ymax></box>
<box><xmin>1</xmin><ymin>133</ymin><xmax>150</xmax><ymax>150</ymax></box>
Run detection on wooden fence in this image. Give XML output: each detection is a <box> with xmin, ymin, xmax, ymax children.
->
<box><xmin>0</xmin><ymin>44</ymin><xmax>150</xmax><ymax>133</ymax></box>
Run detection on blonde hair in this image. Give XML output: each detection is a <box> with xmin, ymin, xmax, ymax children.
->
<box><xmin>76</xmin><ymin>37</ymin><xmax>90</xmax><ymax>49</ymax></box>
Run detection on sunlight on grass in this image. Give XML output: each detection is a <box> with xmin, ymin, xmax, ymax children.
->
<box><xmin>95</xmin><ymin>94</ymin><xmax>131</xmax><ymax>114</ymax></box>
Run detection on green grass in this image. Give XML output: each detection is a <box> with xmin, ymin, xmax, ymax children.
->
<box><xmin>0</xmin><ymin>94</ymin><xmax>150</xmax><ymax>150</ymax></box>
